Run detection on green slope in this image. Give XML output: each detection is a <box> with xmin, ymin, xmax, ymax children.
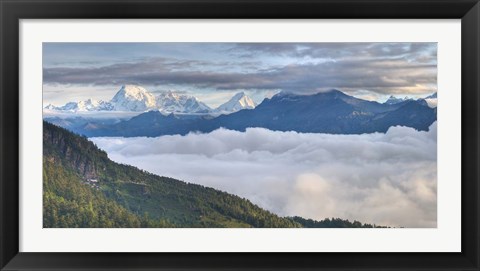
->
<box><xmin>43</xmin><ymin>121</ymin><xmax>301</xmax><ymax>228</ymax></box>
<box><xmin>43</xmin><ymin>121</ymin><xmax>385</xmax><ymax>228</ymax></box>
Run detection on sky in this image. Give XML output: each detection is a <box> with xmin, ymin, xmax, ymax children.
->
<box><xmin>43</xmin><ymin>42</ymin><xmax>438</xmax><ymax>107</ymax></box>
<box><xmin>92</xmin><ymin>122</ymin><xmax>437</xmax><ymax>228</ymax></box>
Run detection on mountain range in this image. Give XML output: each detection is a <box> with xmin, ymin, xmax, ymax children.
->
<box><xmin>383</xmin><ymin>92</ymin><xmax>437</xmax><ymax>108</ymax></box>
<box><xmin>44</xmin><ymin>85</ymin><xmax>256</xmax><ymax>114</ymax></box>
<box><xmin>53</xmin><ymin>89</ymin><xmax>437</xmax><ymax>137</ymax></box>
<box><xmin>384</xmin><ymin>96</ymin><xmax>413</xmax><ymax>105</ymax></box>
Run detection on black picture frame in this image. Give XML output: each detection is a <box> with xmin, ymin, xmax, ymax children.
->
<box><xmin>1</xmin><ymin>0</ymin><xmax>479</xmax><ymax>270</ymax></box>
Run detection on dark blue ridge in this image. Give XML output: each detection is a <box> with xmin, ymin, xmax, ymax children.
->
<box><xmin>45</xmin><ymin>90</ymin><xmax>437</xmax><ymax>137</ymax></box>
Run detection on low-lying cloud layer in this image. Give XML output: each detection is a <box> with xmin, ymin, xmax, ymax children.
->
<box><xmin>92</xmin><ymin>123</ymin><xmax>437</xmax><ymax>227</ymax></box>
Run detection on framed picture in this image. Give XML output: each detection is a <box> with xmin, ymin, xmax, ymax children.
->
<box><xmin>1</xmin><ymin>0</ymin><xmax>479</xmax><ymax>270</ymax></box>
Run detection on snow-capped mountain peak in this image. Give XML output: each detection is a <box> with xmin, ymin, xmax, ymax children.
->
<box><xmin>44</xmin><ymin>85</ymin><xmax>257</xmax><ymax>114</ymax></box>
<box><xmin>156</xmin><ymin>91</ymin><xmax>211</xmax><ymax>113</ymax></box>
<box><xmin>118</xmin><ymin>85</ymin><xmax>150</xmax><ymax>98</ymax></box>
<box><xmin>215</xmin><ymin>92</ymin><xmax>257</xmax><ymax>113</ymax></box>
<box><xmin>44</xmin><ymin>98</ymin><xmax>114</xmax><ymax>112</ymax></box>
<box><xmin>384</xmin><ymin>95</ymin><xmax>412</xmax><ymax>105</ymax></box>
<box><xmin>110</xmin><ymin>85</ymin><xmax>157</xmax><ymax>112</ymax></box>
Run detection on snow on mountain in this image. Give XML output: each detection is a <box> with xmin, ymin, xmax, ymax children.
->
<box><xmin>78</xmin><ymin>99</ymin><xmax>113</xmax><ymax>111</ymax></box>
<box><xmin>56</xmin><ymin>102</ymin><xmax>80</xmax><ymax>111</ymax></box>
<box><xmin>44</xmin><ymin>104</ymin><xmax>58</xmax><ymax>110</ymax></box>
<box><xmin>45</xmin><ymin>99</ymin><xmax>114</xmax><ymax>112</ymax></box>
<box><xmin>109</xmin><ymin>85</ymin><xmax>157</xmax><ymax>112</ymax></box>
<box><xmin>214</xmin><ymin>92</ymin><xmax>257</xmax><ymax>113</ymax></box>
<box><xmin>44</xmin><ymin>85</ymin><xmax>260</xmax><ymax>115</ymax></box>
<box><xmin>384</xmin><ymin>95</ymin><xmax>412</xmax><ymax>105</ymax></box>
<box><xmin>77</xmin><ymin>90</ymin><xmax>437</xmax><ymax>137</ymax></box>
<box><xmin>156</xmin><ymin>91</ymin><xmax>211</xmax><ymax>113</ymax></box>
<box><xmin>384</xmin><ymin>93</ymin><xmax>437</xmax><ymax>108</ymax></box>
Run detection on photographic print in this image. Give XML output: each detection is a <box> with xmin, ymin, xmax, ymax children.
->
<box><xmin>42</xmin><ymin>42</ymin><xmax>437</xmax><ymax>228</ymax></box>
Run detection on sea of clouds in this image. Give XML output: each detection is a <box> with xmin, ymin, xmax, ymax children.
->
<box><xmin>91</xmin><ymin>123</ymin><xmax>437</xmax><ymax>228</ymax></box>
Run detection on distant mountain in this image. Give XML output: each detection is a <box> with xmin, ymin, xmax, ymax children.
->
<box><xmin>384</xmin><ymin>95</ymin><xmax>413</xmax><ymax>105</ymax></box>
<box><xmin>44</xmin><ymin>85</ymin><xmax>249</xmax><ymax>114</ymax></box>
<box><xmin>42</xmin><ymin>116</ymin><xmax>128</xmax><ymax>135</ymax></box>
<box><xmin>110</xmin><ymin>85</ymin><xmax>157</xmax><ymax>112</ymax></box>
<box><xmin>44</xmin><ymin>85</ymin><xmax>157</xmax><ymax>113</ymax></box>
<box><xmin>210</xmin><ymin>89</ymin><xmax>435</xmax><ymax>134</ymax></box>
<box><xmin>384</xmin><ymin>92</ymin><xmax>438</xmax><ymax>108</ymax></box>
<box><xmin>44</xmin><ymin>99</ymin><xmax>114</xmax><ymax>112</ymax></box>
<box><xmin>72</xmin><ymin>89</ymin><xmax>437</xmax><ymax>137</ymax></box>
<box><xmin>214</xmin><ymin>92</ymin><xmax>256</xmax><ymax>113</ymax></box>
<box><xmin>156</xmin><ymin>91</ymin><xmax>211</xmax><ymax>113</ymax></box>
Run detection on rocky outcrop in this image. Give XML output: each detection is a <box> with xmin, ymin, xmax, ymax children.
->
<box><xmin>43</xmin><ymin>122</ymin><xmax>108</xmax><ymax>179</ymax></box>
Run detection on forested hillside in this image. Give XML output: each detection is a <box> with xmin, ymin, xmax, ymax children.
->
<box><xmin>43</xmin><ymin>121</ymin><xmax>384</xmax><ymax>228</ymax></box>
<box><xmin>43</xmin><ymin>121</ymin><xmax>301</xmax><ymax>228</ymax></box>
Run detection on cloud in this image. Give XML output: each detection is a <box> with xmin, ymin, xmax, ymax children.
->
<box><xmin>231</xmin><ymin>43</ymin><xmax>437</xmax><ymax>65</ymax></box>
<box><xmin>43</xmin><ymin>43</ymin><xmax>437</xmax><ymax>97</ymax></box>
<box><xmin>91</xmin><ymin>123</ymin><xmax>437</xmax><ymax>228</ymax></box>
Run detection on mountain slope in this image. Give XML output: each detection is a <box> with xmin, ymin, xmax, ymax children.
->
<box><xmin>370</xmin><ymin>100</ymin><xmax>437</xmax><ymax>132</ymax></box>
<box><xmin>43</xmin><ymin>121</ymin><xmax>302</xmax><ymax>228</ymax></box>
<box><xmin>44</xmin><ymin>159</ymin><xmax>174</xmax><ymax>227</ymax></box>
